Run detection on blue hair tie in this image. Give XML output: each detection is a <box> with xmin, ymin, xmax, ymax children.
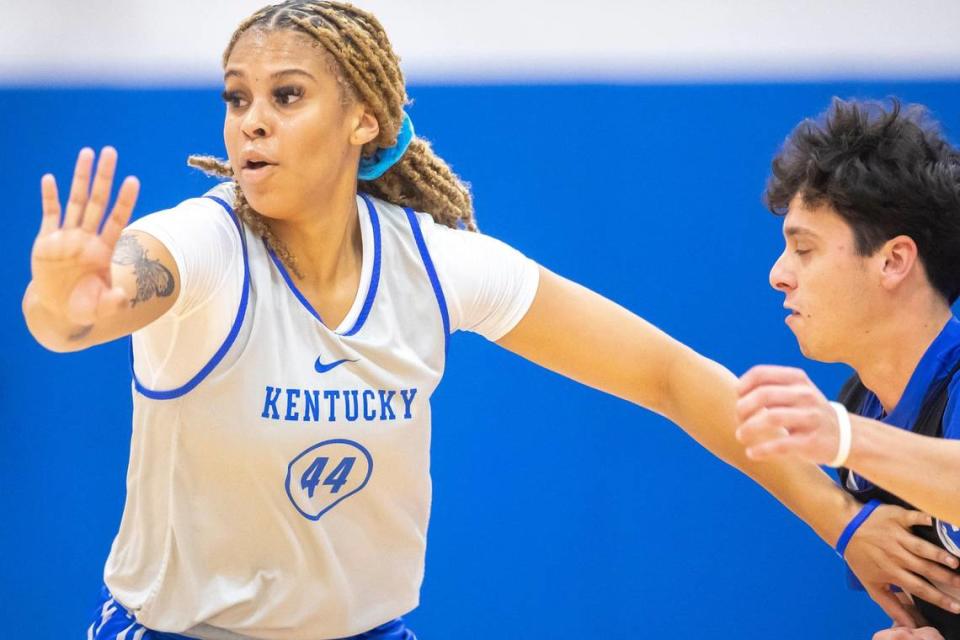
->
<box><xmin>358</xmin><ymin>113</ymin><xmax>414</xmax><ymax>181</ymax></box>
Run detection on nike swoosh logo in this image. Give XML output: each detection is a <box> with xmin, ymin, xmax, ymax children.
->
<box><xmin>314</xmin><ymin>356</ymin><xmax>357</xmax><ymax>374</ymax></box>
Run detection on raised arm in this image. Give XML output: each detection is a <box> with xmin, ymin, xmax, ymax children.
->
<box><xmin>23</xmin><ymin>147</ymin><xmax>179</xmax><ymax>352</ymax></box>
<box><xmin>496</xmin><ymin>267</ymin><xmax>960</xmax><ymax>623</ymax></box>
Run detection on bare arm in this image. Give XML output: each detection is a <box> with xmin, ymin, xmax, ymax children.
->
<box><xmin>497</xmin><ymin>268</ymin><xmax>960</xmax><ymax>622</ymax></box>
<box><xmin>496</xmin><ymin>268</ymin><xmax>857</xmax><ymax>542</ymax></box>
<box><xmin>848</xmin><ymin>419</ymin><xmax>960</xmax><ymax>525</ymax></box>
<box><xmin>23</xmin><ymin>147</ymin><xmax>179</xmax><ymax>352</ymax></box>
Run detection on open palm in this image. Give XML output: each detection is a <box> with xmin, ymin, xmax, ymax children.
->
<box><xmin>31</xmin><ymin>147</ymin><xmax>140</xmax><ymax>326</ymax></box>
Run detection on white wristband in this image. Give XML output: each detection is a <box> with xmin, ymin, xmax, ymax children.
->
<box><xmin>827</xmin><ymin>402</ymin><xmax>853</xmax><ymax>468</ymax></box>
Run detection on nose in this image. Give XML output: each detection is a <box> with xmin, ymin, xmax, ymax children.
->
<box><xmin>769</xmin><ymin>250</ymin><xmax>795</xmax><ymax>293</ymax></box>
<box><xmin>240</xmin><ymin>100</ymin><xmax>271</xmax><ymax>139</ymax></box>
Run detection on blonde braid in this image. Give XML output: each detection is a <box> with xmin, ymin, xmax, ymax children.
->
<box><xmin>189</xmin><ymin>1</ymin><xmax>476</xmax><ymax>274</ymax></box>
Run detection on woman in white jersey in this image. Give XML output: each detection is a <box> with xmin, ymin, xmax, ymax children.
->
<box><xmin>23</xmin><ymin>2</ymin><xmax>960</xmax><ymax>638</ymax></box>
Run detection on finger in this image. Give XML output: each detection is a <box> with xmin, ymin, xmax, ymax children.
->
<box><xmin>745</xmin><ymin>432</ymin><xmax>818</xmax><ymax>461</ymax></box>
<box><xmin>39</xmin><ymin>174</ymin><xmax>62</xmax><ymax>235</ymax></box>
<box><xmin>81</xmin><ymin>146</ymin><xmax>117</xmax><ymax>233</ymax></box>
<box><xmin>736</xmin><ymin>407</ymin><xmax>813</xmax><ymax>444</ymax></box>
<box><xmin>736</xmin><ymin>383</ymin><xmax>819</xmax><ymax>421</ymax></box>
<box><xmin>100</xmin><ymin>176</ymin><xmax>140</xmax><ymax>247</ymax></box>
<box><xmin>895</xmin><ymin>569</ymin><xmax>960</xmax><ymax>614</ymax></box>
<box><xmin>63</xmin><ymin>148</ymin><xmax>94</xmax><ymax>228</ymax></box>
<box><xmin>897</xmin><ymin>524</ymin><xmax>960</xmax><ymax>571</ymax></box>
<box><xmin>895</xmin><ymin>544</ymin><xmax>960</xmax><ymax>592</ymax></box>
<box><xmin>899</xmin><ymin>509</ymin><xmax>935</xmax><ymax>530</ymax></box>
<box><xmin>738</xmin><ymin>365</ymin><xmax>810</xmax><ymax>395</ymax></box>
<box><xmin>868</xmin><ymin>585</ymin><xmax>921</xmax><ymax>629</ymax></box>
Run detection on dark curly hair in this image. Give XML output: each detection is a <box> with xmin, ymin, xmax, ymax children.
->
<box><xmin>764</xmin><ymin>98</ymin><xmax>960</xmax><ymax>303</ymax></box>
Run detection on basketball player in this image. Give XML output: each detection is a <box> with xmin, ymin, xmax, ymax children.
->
<box><xmin>22</xmin><ymin>4</ymin><xmax>960</xmax><ymax>638</ymax></box>
<box><xmin>735</xmin><ymin>99</ymin><xmax>960</xmax><ymax>638</ymax></box>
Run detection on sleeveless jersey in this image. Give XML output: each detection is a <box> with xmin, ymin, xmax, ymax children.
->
<box><xmin>838</xmin><ymin>360</ymin><xmax>960</xmax><ymax>639</ymax></box>
<box><xmin>104</xmin><ymin>187</ymin><xmax>448</xmax><ymax>640</ymax></box>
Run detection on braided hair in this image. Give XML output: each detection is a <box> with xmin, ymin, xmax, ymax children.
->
<box><xmin>189</xmin><ymin>1</ymin><xmax>475</xmax><ymax>273</ymax></box>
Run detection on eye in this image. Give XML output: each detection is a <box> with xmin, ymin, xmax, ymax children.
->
<box><xmin>221</xmin><ymin>90</ymin><xmax>247</xmax><ymax>109</ymax></box>
<box><xmin>274</xmin><ymin>85</ymin><xmax>304</xmax><ymax>105</ymax></box>
<box><xmin>794</xmin><ymin>248</ymin><xmax>811</xmax><ymax>256</ymax></box>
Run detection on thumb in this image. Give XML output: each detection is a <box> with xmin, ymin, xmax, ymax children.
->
<box><xmin>867</xmin><ymin>585</ymin><xmax>919</xmax><ymax>629</ymax></box>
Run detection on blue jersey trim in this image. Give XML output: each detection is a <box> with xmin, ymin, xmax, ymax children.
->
<box><xmin>342</xmin><ymin>194</ymin><xmax>382</xmax><ymax>336</ymax></box>
<box><xmin>404</xmin><ymin>207</ymin><xmax>450</xmax><ymax>353</ymax></box>
<box><xmin>266</xmin><ymin>194</ymin><xmax>382</xmax><ymax>336</ymax></box>
<box><xmin>130</xmin><ymin>195</ymin><xmax>251</xmax><ymax>400</ymax></box>
<box><xmin>89</xmin><ymin>584</ymin><xmax>414</xmax><ymax>639</ymax></box>
<box><xmin>266</xmin><ymin>242</ymin><xmax>324</xmax><ymax>323</ymax></box>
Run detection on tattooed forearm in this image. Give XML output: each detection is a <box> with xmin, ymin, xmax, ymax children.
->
<box><xmin>67</xmin><ymin>324</ymin><xmax>93</xmax><ymax>341</ymax></box>
<box><xmin>112</xmin><ymin>235</ymin><xmax>175</xmax><ymax>307</ymax></box>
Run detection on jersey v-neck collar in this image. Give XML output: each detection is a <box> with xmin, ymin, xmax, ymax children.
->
<box><xmin>266</xmin><ymin>193</ymin><xmax>382</xmax><ymax>336</ymax></box>
<box><xmin>862</xmin><ymin>316</ymin><xmax>960</xmax><ymax>427</ymax></box>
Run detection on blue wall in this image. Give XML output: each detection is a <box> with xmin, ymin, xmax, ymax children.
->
<box><xmin>2</xmin><ymin>82</ymin><xmax>958</xmax><ymax>638</ymax></box>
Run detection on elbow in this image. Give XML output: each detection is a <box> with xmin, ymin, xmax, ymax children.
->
<box><xmin>22</xmin><ymin>298</ymin><xmax>87</xmax><ymax>354</ymax></box>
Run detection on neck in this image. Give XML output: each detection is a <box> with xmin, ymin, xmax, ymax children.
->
<box><xmin>850</xmin><ymin>294</ymin><xmax>952</xmax><ymax>413</ymax></box>
<box><xmin>270</xmin><ymin>176</ymin><xmax>362</xmax><ymax>287</ymax></box>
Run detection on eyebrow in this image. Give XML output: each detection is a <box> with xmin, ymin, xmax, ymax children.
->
<box><xmin>223</xmin><ymin>68</ymin><xmax>317</xmax><ymax>81</ymax></box>
<box><xmin>784</xmin><ymin>226</ymin><xmax>820</xmax><ymax>240</ymax></box>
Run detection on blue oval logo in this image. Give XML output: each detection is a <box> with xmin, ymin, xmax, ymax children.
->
<box><xmin>285</xmin><ymin>439</ymin><xmax>373</xmax><ymax>521</ymax></box>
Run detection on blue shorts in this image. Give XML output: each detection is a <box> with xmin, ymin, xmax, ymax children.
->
<box><xmin>88</xmin><ymin>586</ymin><xmax>416</xmax><ymax>640</ymax></box>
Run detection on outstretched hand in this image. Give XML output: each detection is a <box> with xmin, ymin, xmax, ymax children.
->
<box><xmin>30</xmin><ymin>147</ymin><xmax>140</xmax><ymax>327</ymax></box>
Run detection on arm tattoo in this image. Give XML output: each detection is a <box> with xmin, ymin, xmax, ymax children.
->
<box><xmin>112</xmin><ymin>235</ymin><xmax>175</xmax><ymax>307</ymax></box>
<box><xmin>67</xmin><ymin>325</ymin><xmax>93</xmax><ymax>341</ymax></box>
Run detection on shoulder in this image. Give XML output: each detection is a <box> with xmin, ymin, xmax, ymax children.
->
<box><xmin>127</xmin><ymin>183</ymin><xmax>240</xmax><ymax>250</ymax></box>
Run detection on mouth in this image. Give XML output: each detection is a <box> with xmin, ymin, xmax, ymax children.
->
<box><xmin>240</xmin><ymin>158</ymin><xmax>277</xmax><ymax>183</ymax></box>
<box><xmin>784</xmin><ymin>309</ymin><xmax>804</xmax><ymax>328</ymax></box>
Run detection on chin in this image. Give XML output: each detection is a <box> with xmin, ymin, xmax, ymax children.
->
<box><xmin>238</xmin><ymin>188</ymin><xmax>284</xmax><ymax>220</ymax></box>
<box><xmin>791</xmin><ymin>329</ymin><xmax>817</xmax><ymax>359</ymax></box>
<box><xmin>796</xmin><ymin>338</ymin><xmax>840</xmax><ymax>364</ymax></box>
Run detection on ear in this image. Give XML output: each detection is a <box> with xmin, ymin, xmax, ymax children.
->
<box><xmin>877</xmin><ymin>234</ymin><xmax>919</xmax><ymax>291</ymax></box>
<box><xmin>349</xmin><ymin>105</ymin><xmax>380</xmax><ymax>149</ymax></box>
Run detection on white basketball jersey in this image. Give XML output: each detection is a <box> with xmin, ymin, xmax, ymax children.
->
<box><xmin>105</xmin><ymin>185</ymin><xmax>448</xmax><ymax>639</ymax></box>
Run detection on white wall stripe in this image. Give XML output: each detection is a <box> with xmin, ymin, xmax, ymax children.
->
<box><xmin>3</xmin><ymin>0</ymin><xmax>960</xmax><ymax>85</ymax></box>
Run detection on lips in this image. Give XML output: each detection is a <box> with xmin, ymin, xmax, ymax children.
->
<box><xmin>239</xmin><ymin>153</ymin><xmax>277</xmax><ymax>184</ymax></box>
<box><xmin>240</xmin><ymin>150</ymin><xmax>277</xmax><ymax>170</ymax></box>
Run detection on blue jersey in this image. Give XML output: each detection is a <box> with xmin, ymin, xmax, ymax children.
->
<box><xmin>838</xmin><ymin>316</ymin><xmax>960</xmax><ymax>638</ymax></box>
<box><xmin>846</xmin><ymin>316</ymin><xmax>960</xmax><ymax>499</ymax></box>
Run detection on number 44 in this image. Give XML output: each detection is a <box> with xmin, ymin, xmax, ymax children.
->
<box><xmin>301</xmin><ymin>457</ymin><xmax>357</xmax><ymax>497</ymax></box>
